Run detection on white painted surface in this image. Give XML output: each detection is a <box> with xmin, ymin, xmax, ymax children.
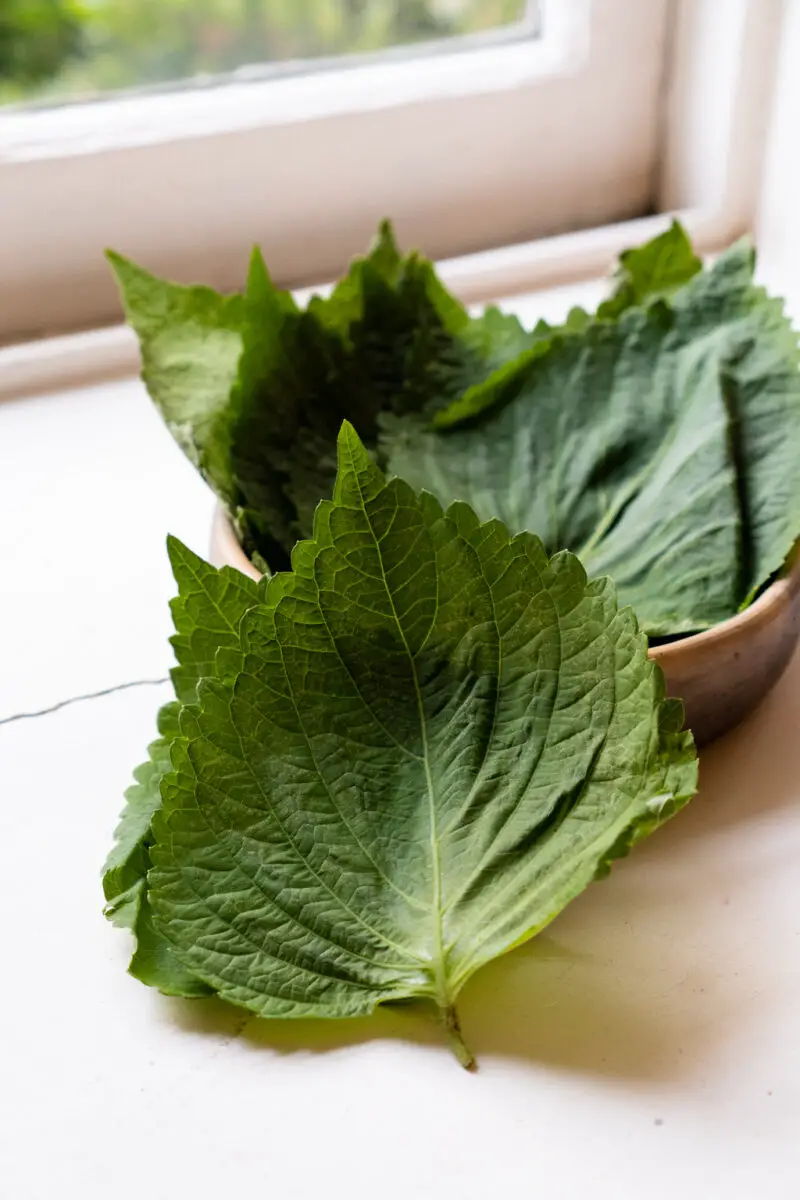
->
<box><xmin>659</xmin><ymin>0</ymin><xmax>782</xmax><ymax>239</ymax></box>
<box><xmin>0</xmin><ymin>380</ymin><xmax>214</xmax><ymax>715</ymax></box>
<box><xmin>0</xmin><ymin>283</ymin><xmax>798</xmax><ymax>1198</ymax></box>
<box><xmin>755</xmin><ymin>0</ymin><xmax>800</xmax><ymax>318</ymax></box>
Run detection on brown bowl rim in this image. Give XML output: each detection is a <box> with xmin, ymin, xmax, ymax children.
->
<box><xmin>211</xmin><ymin>505</ymin><xmax>800</xmax><ymax>663</ymax></box>
<box><xmin>649</xmin><ymin>541</ymin><xmax>800</xmax><ymax>663</ymax></box>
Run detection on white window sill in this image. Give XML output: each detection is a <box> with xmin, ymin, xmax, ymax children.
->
<box><xmin>0</xmin><ymin>210</ymin><xmax>739</xmax><ymax>403</ymax></box>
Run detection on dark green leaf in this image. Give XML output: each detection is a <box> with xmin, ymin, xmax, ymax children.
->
<box><xmin>388</xmin><ymin>240</ymin><xmax>800</xmax><ymax>634</ymax></box>
<box><xmin>110</xmin><ymin>223</ymin><xmax>532</xmax><ymax>570</ymax></box>
<box><xmin>110</xmin><ymin>222</ymin><xmax>800</xmax><ymax>639</ymax></box>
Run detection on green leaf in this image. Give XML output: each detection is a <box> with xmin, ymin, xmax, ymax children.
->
<box><xmin>167</xmin><ymin>537</ymin><xmax>264</xmax><ymax>705</ymax></box>
<box><xmin>128</xmin><ymin>891</ymin><xmax>214</xmax><ymax>999</ymax></box>
<box><xmin>102</xmin><ymin>541</ymin><xmax>263</xmax><ymax>994</ymax></box>
<box><xmin>107</xmin><ymin>251</ymin><xmax>246</xmax><ymax>505</ymax></box>
<box><xmin>111</xmin><ymin>221</ymin><xmax>800</xmax><ymax>639</ymax></box>
<box><xmin>387</xmin><ymin>239</ymin><xmax>800</xmax><ymax>634</ymax></box>
<box><xmin>102</xmin><ymin>713</ymin><xmax>175</xmax><ymax>928</ymax></box>
<box><xmin>597</xmin><ymin>220</ymin><xmax>703</xmax><ymax>319</ymax></box>
<box><xmin>110</xmin><ymin>223</ymin><xmax>532</xmax><ymax>570</ymax></box>
<box><xmin>0</xmin><ymin>0</ymin><xmax>84</xmax><ymax>88</ymax></box>
<box><xmin>720</xmin><ymin>279</ymin><xmax>800</xmax><ymax>605</ymax></box>
<box><xmin>135</xmin><ymin>425</ymin><xmax>696</xmax><ymax>1065</ymax></box>
<box><xmin>436</xmin><ymin>223</ymin><xmax>702</xmax><ymax>430</ymax></box>
<box><xmin>225</xmin><ymin>227</ymin><xmax>530</xmax><ymax>565</ymax></box>
<box><xmin>101</xmin><ymin>702</ymin><xmax>211</xmax><ymax>994</ymax></box>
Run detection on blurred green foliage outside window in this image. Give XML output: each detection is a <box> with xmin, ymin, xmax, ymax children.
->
<box><xmin>0</xmin><ymin>0</ymin><xmax>529</xmax><ymax>105</ymax></box>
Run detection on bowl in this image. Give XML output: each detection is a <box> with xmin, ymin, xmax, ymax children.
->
<box><xmin>210</xmin><ymin>506</ymin><xmax>800</xmax><ymax>747</ymax></box>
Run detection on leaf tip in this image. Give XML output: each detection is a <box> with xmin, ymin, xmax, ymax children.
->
<box><xmin>105</xmin><ymin>248</ymin><xmax>138</xmax><ymax>296</ymax></box>
<box><xmin>334</xmin><ymin>422</ymin><xmax>386</xmax><ymax>506</ymax></box>
<box><xmin>337</xmin><ymin>417</ymin><xmax>358</xmax><ymax>442</ymax></box>
<box><xmin>104</xmin><ymin>248</ymin><xmax>149</xmax><ymax>287</ymax></box>
<box><xmin>376</xmin><ymin>216</ymin><xmax>398</xmax><ymax>249</ymax></box>
<box><xmin>336</xmin><ymin>419</ymin><xmax>372</xmax><ymax>466</ymax></box>
<box><xmin>165</xmin><ymin>532</ymin><xmax>184</xmax><ymax>560</ymax></box>
<box><xmin>166</xmin><ymin>534</ymin><xmax>208</xmax><ymax>584</ymax></box>
<box><xmin>246</xmin><ymin>244</ymin><xmax>271</xmax><ymax>293</ymax></box>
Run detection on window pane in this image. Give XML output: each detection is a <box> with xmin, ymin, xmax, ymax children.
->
<box><xmin>0</xmin><ymin>0</ymin><xmax>536</xmax><ymax>107</ymax></box>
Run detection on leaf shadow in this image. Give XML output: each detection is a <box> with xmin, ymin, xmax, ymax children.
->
<box><xmin>463</xmin><ymin>649</ymin><xmax>800</xmax><ymax>1077</ymax></box>
<box><xmin>160</xmin><ymin>991</ymin><xmax>443</xmax><ymax>1061</ymax></box>
<box><xmin>158</xmin><ymin>651</ymin><xmax>800</xmax><ymax>1078</ymax></box>
<box><xmin>654</xmin><ymin>646</ymin><xmax>800</xmax><ymax>845</ymax></box>
<box><xmin>456</xmin><ymin>924</ymin><xmax>734</xmax><ymax>1080</ymax></box>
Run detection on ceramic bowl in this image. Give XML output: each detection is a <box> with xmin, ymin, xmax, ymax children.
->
<box><xmin>210</xmin><ymin>506</ymin><xmax>800</xmax><ymax>747</ymax></box>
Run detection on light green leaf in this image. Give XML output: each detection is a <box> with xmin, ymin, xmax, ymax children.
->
<box><xmin>128</xmin><ymin>892</ymin><xmax>214</xmax><ymax>998</ymax></box>
<box><xmin>139</xmin><ymin>424</ymin><xmax>696</xmax><ymax>1065</ymax></box>
<box><xmin>597</xmin><ymin>219</ymin><xmax>703</xmax><ymax>319</ymax></box>
<box><xmin>101</xmin><ymin>702</ymin><xmax>210</xmax><ymax>993</ymax></box>
<box><xmin>102</xmin><ymin>542</ymin><xmax>263</xmax><ymax>993</ymax></box>
<box><xmin>167</xmin><ymin>538</ymin><xmax>264</xmax><ymax>704</ymax></box>
<box><xmin>106</xmin><ymin>252</ymin><xmax>246</xmax><ymax>504</ymax></box>
<box><xmin>102</xmin><ymin>717</ymin><xmax>173</xmax><ymax>929</ymax></box>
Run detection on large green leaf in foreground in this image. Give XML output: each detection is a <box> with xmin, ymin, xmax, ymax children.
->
<box><xmin>387</xmin><ymin>240</ymin><xmax>800</xmax><ymax>634</ymax></box>
<box><xmin>106</xmin><ymin>426</ymin><xmax>697</xmax><ymax>1065</ymax></box>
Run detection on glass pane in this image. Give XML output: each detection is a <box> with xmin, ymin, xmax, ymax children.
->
<box><xmin>0</xmin><ymin>1</ymin><xmax>536</xmax><ymax>107</ymax></box>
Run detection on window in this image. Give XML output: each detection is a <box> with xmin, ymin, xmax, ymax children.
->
<box><xmin>0</xmin><ymin>0</ymin><xmax>782</xmax><ymax>349</ymax></box>
<box><xmin>2</xmin><ymin>2</ymin><xmax>538</xmax><ymax>105</ymax></box>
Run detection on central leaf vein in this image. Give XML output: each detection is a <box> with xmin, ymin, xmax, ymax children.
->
<box><xmin>347</xmin><ymin>452</ymin><xmax>450</xmax><ymax>1005</ymax></box>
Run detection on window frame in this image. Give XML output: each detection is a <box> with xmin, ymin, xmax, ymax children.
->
<box><xmin>0</xmin><ymin>0</ymin><xmax>674</xmax><ymax>342</ymax></box>
<box><xmin>0</xmin><ymin>0</ymin><xmax>785</xmax><ymax>391</ymax></box>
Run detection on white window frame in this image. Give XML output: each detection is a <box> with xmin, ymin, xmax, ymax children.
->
<box><xmin>1</xmin><ymin>0</ymin><xmax>674</xmax><ymax>343</ymax></box>
<box><xmin>0</xmin><ymin>0</ymin><xmax>785</xmax><ymax>400</ymax></box>
<box><xmin>756</xmin><ymin>0</ymin><xmax>800</xmax><ymax>310</ymax></box>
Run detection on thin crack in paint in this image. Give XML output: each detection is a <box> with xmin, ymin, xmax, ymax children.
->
<box><xmin>0</xmin><ymin>677</ymin><xmax>170</xmax><ymax>727</ymax></box>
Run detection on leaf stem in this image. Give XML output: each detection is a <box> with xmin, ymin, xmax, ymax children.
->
<box><xmin>442</xmin><ymin>1004</ymin><xmax>476</xmax><ymax>1071</ymax></box>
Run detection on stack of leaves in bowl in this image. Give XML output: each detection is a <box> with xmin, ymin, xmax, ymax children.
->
<box><xmin>103</xmin><ymin>223</ymin><xmax>800</xmax><ymax>1065</ymax></box>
